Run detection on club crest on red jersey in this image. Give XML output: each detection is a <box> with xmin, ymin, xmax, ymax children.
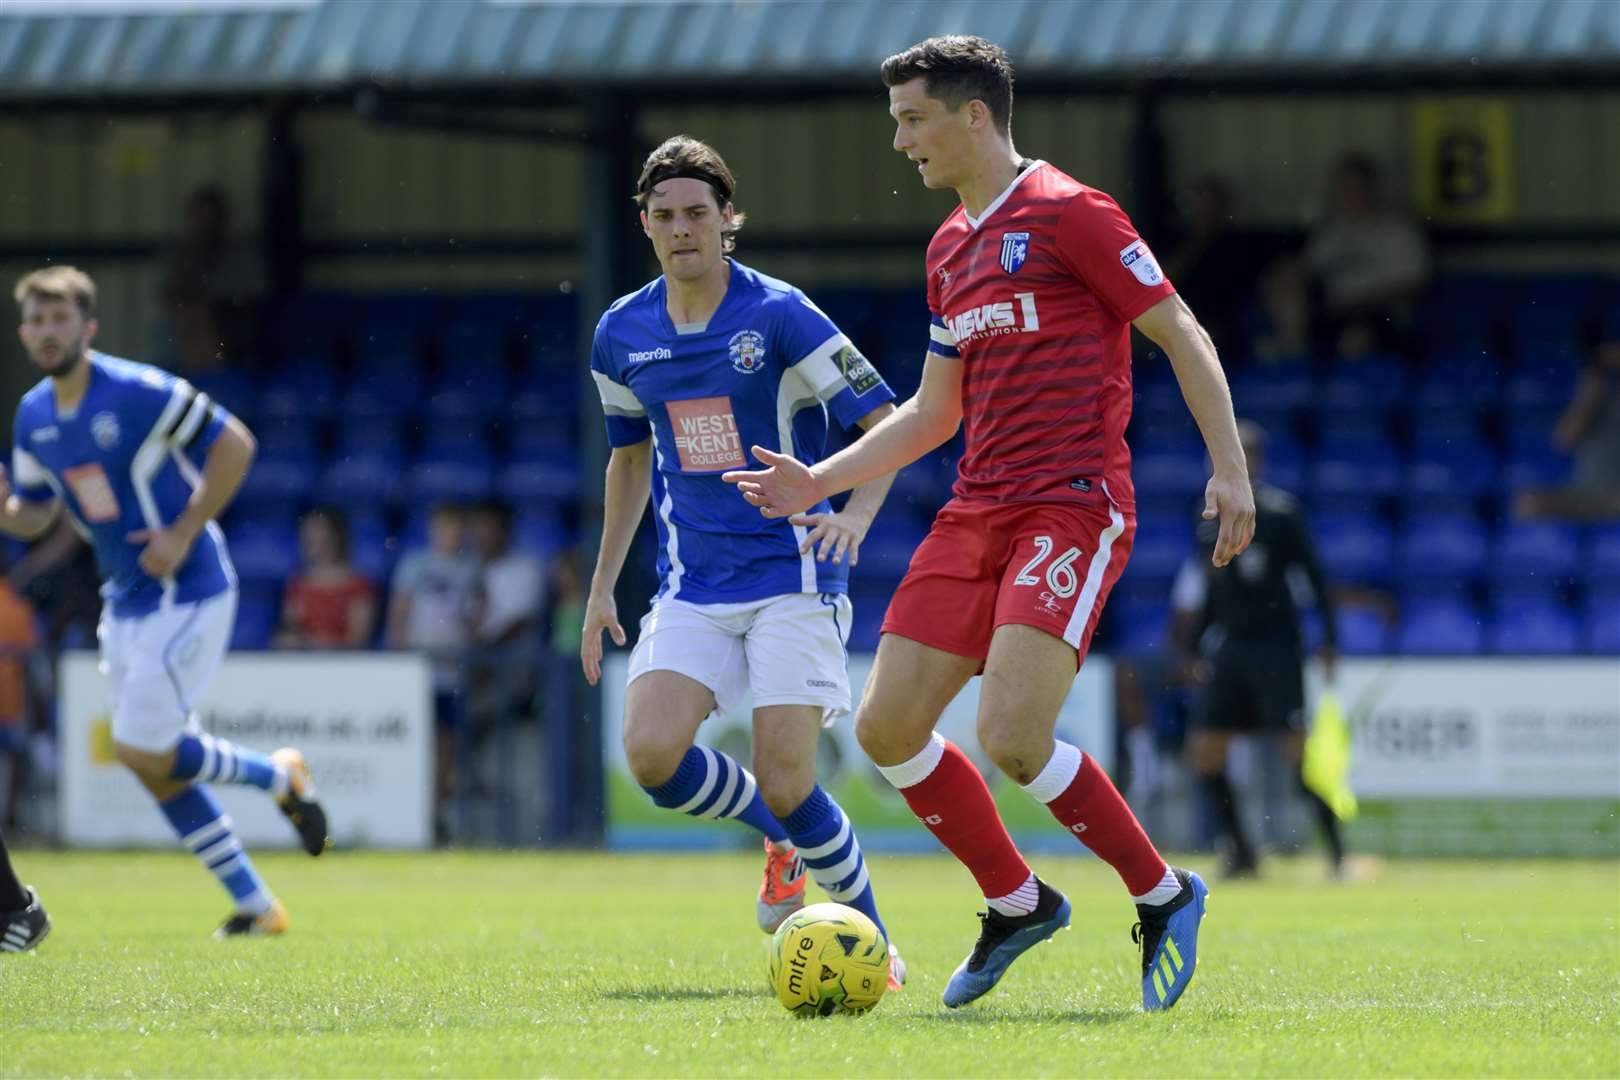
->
<box><xmin>999</xmin><ymin>231</ymin><xmax>1030</xmax><ymax>274</ymax></box>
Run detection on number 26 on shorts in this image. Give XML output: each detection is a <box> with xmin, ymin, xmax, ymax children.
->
<box><xmin>1013</xmin><ymin>536</ymin><xmax>1082</xmax><ymax>598</ymax></box>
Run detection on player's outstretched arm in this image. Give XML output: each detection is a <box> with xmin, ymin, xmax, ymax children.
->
<box><xmin>0</xmin><ymin>465</ymin><xmax>61</xmax><ymax>541</ymax></box>
<box><xmin>581</xmin><ymin>438</ymin><xmax>653</xmax><ymax>686</ymax></box>
<box><xmin>725</xmin><ymin>353</ymin><xmax>962</xmax><ymax>519</ymax></box>
<box><xmin>789</xmin><ymin>401</ymin><xmax>899</xmax><ymax>566</ymax></box>
<box><xmin>129</xmin><ymin>416</ymin><xmax>257</xmax><ymax>579</ymax></box>
<box><xmin>1133</xmin><ymin>295</ymin><xmax>1255</xmax><ymax>567</ymax></box>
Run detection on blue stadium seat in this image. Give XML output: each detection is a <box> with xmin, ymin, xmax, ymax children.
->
<box><xmin>1583</xmin><ymin>603</ymin><xmax>1620</xmax><ymax>654</ymax></box>
<box><xmin>1133</xmin><ymin>446</ymin><xmax>1208</xmax><ymax>499</ymax></box>
<box><xmin>1311</xmin><ymin>511</ymin><xmax>1393</xmax><ymax>584</ymax></box>
<box><xmin>1315</xmin><ymin>413</ymin><xmax>1393</xmax><ymax>455</ymax></box>
<box><xmin>1489</xmin><ymin>598</ymin><xmax>1579</xmax><ymax>654</ymax></box>
<box><xmin>425</xmin><ymin>367</ymin><xmax>513</xmax><ymax>420</ymax></box>
<box><xmin>189</xmin><ymin>371</ymin><xmax>258</xmax><ymax>420</ymax></box>
<box><xmin>232</xmin><ymin>583</ymin><xmax>281</xmax><ymax>651</ymax></box>
<box><xmin>229</xmin><ymin>518</ymin><xmax>299</xmax><ymax>588</ymax></box>
<box><xmin>1413</xmin><ymin>352</ymin><xmax>1505</xmax><ymax>410</ymax></box>
<box><xmin>1405</xmin><ymin>446</ymin><xmax>1499</xmax><ymax>497</ymax></box>
<box><xmin>1130</xmin><ymin>517</ymin><xmax>1195</xmax><ymax>579</ymax></box>
<box><xmin>1335</xmin><ymin>606</ymin><xmax>1391</xmax><ymax>654</ymax></box>
<box><xmin>407</xmin><ymin>454</ymin><xmax>495</xmax><ymax>503</ymax></box>
<box><xmin>418</xmin><ymin>419</ymin><xmax>493</xmax><ymax>457</ymax></box>
<box><xmin>1396</xmin><ymin>513</ymin><xmax>1487</xmax><ymax>580</ymax></box>
<box><xmin>1491</xmin><ymin>521</ymin><xmax>1579</xmax><ymax>582</ymax></box>
<box><xmin>497</xmin><ymin>448</ymin><xmax>584</xmax><ymax>505</ymax></box>
<box><xmin>1411</xmin><ymin>410</ymin><xmax>1484</xmax><ymax>453</ymax></box>
<box><xmin>1230</xmin><ymin>365</ymin><xmax>1313</xmax><ymax>412</ymax></box>
<box><xmin>1586</xmin><ymin>525</ymin><xmax>1620</xmax><ymax>584</ymax></box>
<box><xmin>346</xmin><ymin>511</ymin><xmax>394</xmax><ymax>587</ymax></box>
<box><xmin>1261</xmin><ymin>435</ymin><xmax>1307</xmax><ymax>493</ymax></box>
<box><xmin>253</xmin><ymin>419</ymin><xmax>319</xmax><ymax>458</ymax></box>
<box><xmin>337</xmin><ymin>418</ymin><xmax>406</xmax><ymax>456</ymax></box>
<box><xmin>1106</xmin><ymin>593</ymin><xmax>1169</xmax><ymax>656</ymax></box>
<box><xmin>438</xmin><ymin>324</ymin><xmax>508</xmax><ymax>370</ymax></box>
<box><xmin>512</xmin><ymin>510</ymin><xmax>569</xmax><ymax>559</ymax></box>
<box><xmin>1312</xmin><ymin>445</ymin><xmax>1403</xmax><ymax>498</ymax></box>
<box><xmin>845</xmin><ymin>590</ymin><xmax>890</xmax><ymax>652</ymax></box>
<box><xmin>259</xmin><ymin>362</ymin><xmax>339</xmax><ymax>420</ymax></box>
<box><xmin>318</xmin><ymin>453</ymin><xmax>404</xmax><ymax>507</ymax></box>
<box><xmin>1317</xmin><ymin>357</ymin><xmax>1409</xmax><ymax>410</ymax></box>
<box><xmin>1396</xmin><ymin>600</ymin><xmax>1484</xmax><ymax>654</ymax></box>
<box><xmin>1503</xmin><ymin>367</ymin><xmax>1578</xmax><ymax>410</ymax></box>
<box><xmin>858</xmin><ymin>517</ymin><xmax>929</xmax><ymax>580</ymax></box>
<box><xmin>237</xmin><ymin>448</ymin><xmax>318</xmax><ymax>507</ymax></box>
<box><xmin>1501</xmin><ymin>445</ymin><xmax>1573</xmax><ymax>489</ymax></box>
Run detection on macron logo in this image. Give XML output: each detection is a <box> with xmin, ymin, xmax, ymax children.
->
<box><xmin>627</xmin><ymin>347</ymin><xmax>672</xmax><ymax>363</ymax></box>
<box><xmin>30</xmin><ymin>426</ymin><xmax>59</xmax><ymax>443</ymax></box>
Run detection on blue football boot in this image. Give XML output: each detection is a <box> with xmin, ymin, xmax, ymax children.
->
<box><xmin>1133</xmin><ymin>867</ymin><xmax>1208</xmax><ymax>1011</ymax></box>
<box><xmin>943</xmin><ymin>878</ymin><xmax>1071</xmax><ymax>1008</ymax></box>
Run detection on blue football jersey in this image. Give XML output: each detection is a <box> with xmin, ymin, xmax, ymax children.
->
<box><xmin>591</xmin><ymin>261</ymin><xmax>895</xmax><ymax>604</ymax></box>
<box><xmin>11</xmin><ymin>352</ymin><xmax>236</xmax><ymax>617</ymax></box>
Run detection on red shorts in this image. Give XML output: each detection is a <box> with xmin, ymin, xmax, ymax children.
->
<box><xmin>880</xmin><ymin>497</ymin><xmax>1134</xmax><ymax>667</ymax></box>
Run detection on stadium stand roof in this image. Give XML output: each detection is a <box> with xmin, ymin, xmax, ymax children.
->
<box><xmin>1</xmin><ymin>0</ymin><xmax>1617</xmax><ymax>101</ymax></box>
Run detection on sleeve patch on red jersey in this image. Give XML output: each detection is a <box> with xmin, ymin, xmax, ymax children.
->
<box><xmin>1119</xmin><ymin>239</ymin><xmax>1165</xmax><ymax>286</ymax></box>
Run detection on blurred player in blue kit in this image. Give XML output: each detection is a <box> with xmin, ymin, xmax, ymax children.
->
<box><xmin>581</xmin><ymin>138</ymin><xmax>906</xmax><ymax>987</ymax></box>
<box><xmin>2</xmin><ymin>266</ymin><xmax>330</xmax><ymax>938</ymax></box>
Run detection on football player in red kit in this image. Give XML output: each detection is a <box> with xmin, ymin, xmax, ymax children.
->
<box><xmin>725</xmin><ymin>36</ymin><xmax>1254</xmax><ymax>1011</ymax></box>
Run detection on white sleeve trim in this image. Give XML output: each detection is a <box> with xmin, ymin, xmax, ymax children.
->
<box><xmin>11</xmin><ymin>446</ymin><xmax>52</xmax><ymax>490</ymax></box>
<box><xmin>591</xmin><ymin>370</ymin><xmax>646</xmax><ymax>418</ymax></box>
<box><xmin>788</xmin><ymin>332</ymin><xmax>851</xmax><ymax>402</ymax></box>
<box><xmin>930</xmin><ymin>320</ymin><xmax>957</xmax><ymax>347</ymax></box>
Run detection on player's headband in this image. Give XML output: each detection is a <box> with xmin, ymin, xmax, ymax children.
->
<box><xmin>641</xmin><ymin>168</ymin><xmax>732</xmax><ymax>204</ymax></box>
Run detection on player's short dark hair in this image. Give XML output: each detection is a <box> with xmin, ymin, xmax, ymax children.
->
<box><xmin>881</xmin><ymin>35</ymin><xmax>1014</xmax><ymax>135</ymax></box>
<box><xmin>474</xmin><ymin>498</ymin><xmax>514</xmax><ymax>534</ymax></box>
<box><xmin>634</xmin><ymin>135</ymin><xmax>747</xmax><ymax>254</ymax></box>
<box><xmin>13</xmin><ymin>265</ymin><xmax>96</xmax><ymax>318</ymax></box>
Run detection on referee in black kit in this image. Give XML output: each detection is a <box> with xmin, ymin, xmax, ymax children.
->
<box><xmin>1172</xmin><ymin>420</ymin><xmax>1346</xmax><ymax>878</ymax></box>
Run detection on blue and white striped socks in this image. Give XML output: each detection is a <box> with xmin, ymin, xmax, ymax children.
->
<box><xmin>159</xmin><ymin>786</ymin><xmax>273</xmax><ymax>916</ymax></box>
<box><xmin>782</xmin><ymin>784</ymin><xmax>888</xmax><ymax>943</ymax></box>
<box><xmin>643</xmin><ymin>746</ymin><xmax>789</xmax><ymax>844</ymax></box>
<box><xmin>170</xmin><ymin>733</ymin><xmax>289</xmax><ymax>797</ymax></box>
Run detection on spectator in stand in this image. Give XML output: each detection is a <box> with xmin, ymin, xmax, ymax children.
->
<box><xmin>276</xmin><ymin>507</ymin><xmax>377</xmax><ymax>650</ymax></box>
<box><xmin>156</xmin><ymin>185</ymin><xmax>266</xmax><ymax>375</ymax></box>
<box><xmin>387</xmin><ymin>503</ymin><xmax>482</xmax><ymax>841</ymax></box>
<box><xmin>1516</xmin><ymin>340</ymin><xmax>1620</xmax><ymax>522</ymax></box>
<box><xmin>1162</xmin><ymin>177</ymin><xmax>1260</xmax><ymax>358</ymax></box>
<box><xmin>469</xmin><ymin>501</ymin><xmax>545</xmax><ymax>649</ymax></box>
<box><xmin>1303</xmin><ymin>154</ymin><xmax>1430</xmax><ymax>358</ymax></box>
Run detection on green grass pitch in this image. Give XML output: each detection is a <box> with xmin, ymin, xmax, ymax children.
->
<box><xmin>2</xmin><ymin>851</ymin><xmax>1615</xmax><ymax>1077</ymax></box>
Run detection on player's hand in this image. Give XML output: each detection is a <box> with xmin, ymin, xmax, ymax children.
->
<box><xmin>1202</xmin><ymin>471</ymin><xmax>1255</xmax><ymax>568</ymax></box>
<box><xmin>722</xmin><ymin>446</ymin><xmax>823</xmax><ymax>520</ymax></box>
<box><xmin>580</xmin><ymin>589</ymin><xmax>625</xmax><ymax>687</ymax></box>
<box><xmin>0</xmin><ymin>464</ymin><xmax>11</xmax><ymax>505</ymax></box>
<box><xmin>126</xmin><ymin>524</ymin><xmax>196</xmax><ymax>579</ymax></box>
<box><xmin>789</xmin><ymin>510</ymin><xmax>870</xmax><ymax>566</ymax></box>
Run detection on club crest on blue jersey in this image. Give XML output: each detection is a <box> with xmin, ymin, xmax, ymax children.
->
<box><xmin>728</xmin><ymin>329</ymin><xmax>767</xmax><ymax>374</ymax></box>
<box><xmin>999</xmin><ymin>232</ymin><xmax>1030</xmax><ymax>274</ymax></box>
<box><xmin>91</xmin><ymin>411</ymin><xmax>121</xmax><ymax>450</ymax></box>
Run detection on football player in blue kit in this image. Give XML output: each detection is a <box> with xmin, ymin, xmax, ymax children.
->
<box><xmin>581</xmin><ymin>137</ymin><xmax>906</xmax><ymax>987</ymax></box>
<box><xmin>3</xmin><ymin>266</ymin><xmax>330</xmax><ymax>938</ymax></box>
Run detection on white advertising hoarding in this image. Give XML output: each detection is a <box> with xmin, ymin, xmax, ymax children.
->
<box><xmin>61</xmin><ymin>651</ymin><xmax>434</xmax><ymax>848</ymax></box>
<box><xmin>1332</xmin><ymin>658</ymin><xmax>1620</xmax><ymax>799</ymax></box>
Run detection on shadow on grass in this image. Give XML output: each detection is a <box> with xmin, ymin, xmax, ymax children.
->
<box><xmin>924</xmin><ymin>1007</ymin><xmax>1137</xmax><ymax>1026</ymax></box>
<box><xmin>600</xmin><ymin>987</ymin><xmax>771</xmax><ymax>1002</ymax></box>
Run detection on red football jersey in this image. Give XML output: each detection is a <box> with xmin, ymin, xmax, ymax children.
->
<box><xmin>926</xmin><ymin>161</ymin><xmax>1176</xmax><ymax>513</ymax></box>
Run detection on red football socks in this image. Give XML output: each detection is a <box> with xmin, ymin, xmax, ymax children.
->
<box><xmin>1037</xmin><ymin>744</ymin><xmax>1168</xmax><ymax>896</ymax></box>
<box><xmin>879</xmin><ymin>735</ymin><xmax>1032</xmax><ymax>899</ymax></box>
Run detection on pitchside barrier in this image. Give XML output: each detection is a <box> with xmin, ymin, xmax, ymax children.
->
<box><xmin>602</xmin><ymin>655</ymin><xmax>1620</xmax><ymax>857</ymax></box>
<box><xmin>60</xmin><ymin>651</ymin><xmax>436</xmax><ymax>849</ymax></box>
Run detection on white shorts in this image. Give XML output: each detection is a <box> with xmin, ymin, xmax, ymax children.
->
<box><xmin>627</xmin><ymin>592</ymin><xmax>854</xmax><ymax>723</ymax></box>
<box><xmin>99</xmin><ymin>589</ymin><xmax>237</xmax><ymax>753</ymax></box>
